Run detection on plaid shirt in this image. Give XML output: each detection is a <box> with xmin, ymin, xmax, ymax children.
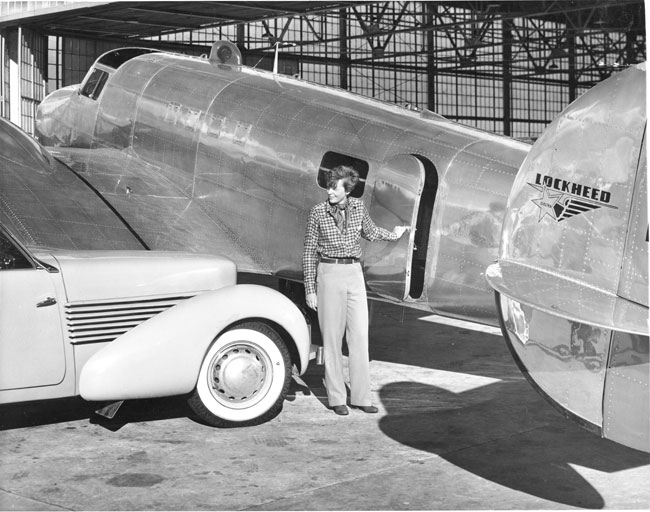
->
<box><xmin>303</xmin><ymin>197</ymin><xmax>397</xmax><ymax>295</ymax></box>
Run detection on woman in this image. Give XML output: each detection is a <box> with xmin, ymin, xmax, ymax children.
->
<box><xmin>303</xmin><ymin>165</ymin><xmax>408</xmax><ymax>415</ymax></box>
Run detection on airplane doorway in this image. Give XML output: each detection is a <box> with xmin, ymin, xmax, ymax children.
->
<box><xmin>363</xmin><ymin>155</ymin><xmax>436</xmax><ymax>302</ymax></box>
<box><xmin>409</xmin><ymin>157</ymin><xmax>437</xmax><ymax>299</ymax></box>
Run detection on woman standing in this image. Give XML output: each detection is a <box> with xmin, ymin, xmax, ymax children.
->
<box><xmin>303</xmin><ymin>165</ymin><xmax>408</xmax><ymax>415</ymax></box>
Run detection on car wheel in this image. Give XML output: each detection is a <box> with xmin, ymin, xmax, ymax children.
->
<box><xmin>188</xmin><ymin>321</ymin><xmax>291</xmax><ymax>427</ymax></box>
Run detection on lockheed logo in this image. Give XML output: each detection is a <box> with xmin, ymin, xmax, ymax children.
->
<box><xmin>528</xmin><ymin>173</ymin><xmax>617</xmax><ymax>222</ymax></box>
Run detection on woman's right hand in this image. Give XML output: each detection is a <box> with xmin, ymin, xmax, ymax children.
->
<box><xmin>393</xmin><ymin>225</ymin><xmax>411</xmax><ymax>238</ymax></box>
<box><xmin>306</xmin><ymin>293</ymin><xmax>318</xmax><ymax>311</ymax></box>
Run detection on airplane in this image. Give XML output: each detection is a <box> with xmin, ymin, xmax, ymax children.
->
<box><xmin>34</xmin><ymin>41</ymin><xmax>647</xmax><ymax>451</ymax></box>
<box><xmin>486</xmin><ymin>62</ymin><xmax>648</xmax><ymax>453</ymax></box>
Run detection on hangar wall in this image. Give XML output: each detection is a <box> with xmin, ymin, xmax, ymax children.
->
<box><xmin>0</xmin><ymin>26</ymin><xmax>45</xmax><ymax>131</ymax></box>
<box><xmin>0</xmin><ymin>1</ymin><xmax>645</xmax><ymax>141</ymax></box>
<box><xmin>145</xmin><ymin>3</ymin><xmax>642</xmax><ymax>139</ymax></box>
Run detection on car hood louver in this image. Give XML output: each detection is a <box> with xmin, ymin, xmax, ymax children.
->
<box><xmin>66</xmin><ymin>295</ymin><xmax>192</xmax><ymax>344</ymax></box>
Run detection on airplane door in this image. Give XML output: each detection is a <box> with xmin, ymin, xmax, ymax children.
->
<box><xmin>363</xmin><ymin>155</ymin><xmax>424</xmax><ymax>300</ymax></box>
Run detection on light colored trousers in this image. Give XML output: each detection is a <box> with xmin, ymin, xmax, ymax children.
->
<box><xmin>317</xmin><ymin>262</ymin><xmax>372</xmax><ymax>407</ymax></box>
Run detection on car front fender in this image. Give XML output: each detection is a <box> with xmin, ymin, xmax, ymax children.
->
<box><xmin>79</xmin><ymin>284</ymin><xmax>310</xmax><ymax>401</ymax></box>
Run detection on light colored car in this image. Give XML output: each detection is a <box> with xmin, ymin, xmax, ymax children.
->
<box><xmin>0</xmin><ymin>118</ymin><xmax>311</xmax><ymax>427</ymax></box>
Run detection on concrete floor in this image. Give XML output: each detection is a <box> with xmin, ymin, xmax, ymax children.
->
<box><xmin>1</xmin><ymin>296</ymin><xmax>648</xmax><ymax>510</ymax></box>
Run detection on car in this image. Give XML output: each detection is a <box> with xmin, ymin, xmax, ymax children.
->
<box><xmin>0</xmin><ymin>117</ymin><xmax>312</xmax><ymax>427</ymax></box>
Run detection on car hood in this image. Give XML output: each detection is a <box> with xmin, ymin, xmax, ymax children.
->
<box><xmin>35</xmin><ymin>249</ymin><xmax>236</xmax><ymax>302</ymax></box>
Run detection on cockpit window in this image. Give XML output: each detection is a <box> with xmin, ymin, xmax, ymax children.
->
<box><xmin>80</xmin><ymin>68</ymin><xmax>109</xmax><ymax>100</ymax></box>
<box><xmin>79</xmin><ymin>48</ymin><xmax>159</xmax><ymax>101</ymax></box>
<box><xmin>97</xmin><ymin>48</ymin><xmax>158</xmax><ymax>69</ymax></box>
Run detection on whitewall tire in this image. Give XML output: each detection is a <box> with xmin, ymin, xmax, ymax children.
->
<box><xmin>188</xmin><ymin>321</ymin><xmax>291</xmax><ymax>427</ymax></box>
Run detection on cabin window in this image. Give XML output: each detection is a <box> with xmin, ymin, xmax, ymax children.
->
<box><xmin>80</xmin><ymin>68</ymin><xmax>109</xmax><ymax>100</ymax></box>
<box><xmin>317</xmin><ymin>152</ymin><xmax>369</xmax><ymax>198</ymax></box>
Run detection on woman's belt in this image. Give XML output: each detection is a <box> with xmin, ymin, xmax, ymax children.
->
<box><xmin>320</xmin><ymin>256</ymin><xmax>360</xmax><ymax>264</ymax></box>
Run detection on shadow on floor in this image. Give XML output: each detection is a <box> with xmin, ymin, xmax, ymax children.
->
<box><xmin>378</xmin><ymin>380</ymin><xmax>649</xmax><ymax>509</ymax></box>
<box><xmin>0</xmin><ymin>395</ymin><xmax>192</xmax><ymax>432</ymax></box>
<box><xmin>0</xmin><ymin>397</ymin><xmax>96</xmax><ymax>430</ymax></box>
<box><xmin>0</xmin><ymin>370</ymin><xmax>326</xmax><ymax>433</ymax></box>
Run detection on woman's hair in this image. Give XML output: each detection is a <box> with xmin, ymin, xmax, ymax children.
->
<box><xmin>327</xmin><ymin>165</ymin><xmax>359</xmax><ymax>193</ymax></box>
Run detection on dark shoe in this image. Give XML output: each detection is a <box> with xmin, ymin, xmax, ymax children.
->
<box><xmin>332</xmin><ymin>405</ymin><xmax>349</xmax><ymax>416</ymax></box>
<box><xmin>351</xmin><ymin>405</ymin><xmax>378</xmax><ymax>413</ymax></box>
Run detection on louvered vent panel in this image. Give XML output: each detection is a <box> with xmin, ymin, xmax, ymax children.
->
<box><xmin>66</xmin><ymin>295</ymin><xmax>192</xmax><ymax>344</ymax></box>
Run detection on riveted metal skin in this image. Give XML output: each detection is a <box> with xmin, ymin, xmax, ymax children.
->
<box><xmin>487</xmin><ymin>63</ymin><xmax>648</xmax><ymax>452</ymax></box>
<box><xmin>35</xmin><ymin>45</ymin><xmax>648</xmax><ymax>448</ymax></box>
<box><xmin>0</xmin><ymin>117</ymin><xmax>143</xmax><ymax>251</ymax></box>
<box><xmin>35</xmin><ymin>45</ymin><xmax>530</xmax><ymax>326</ymax></box>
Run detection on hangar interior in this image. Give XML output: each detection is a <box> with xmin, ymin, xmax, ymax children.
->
<box><xmin>0</xmin><ymin>1</ymin><xmax>645</xmax><ymax>139</ymax></box>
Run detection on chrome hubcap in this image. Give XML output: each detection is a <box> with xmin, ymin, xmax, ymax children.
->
<box><xmin>209</xmin><ymin>343</ymin><xmax>269</xmax><ymax>403</ymax></box>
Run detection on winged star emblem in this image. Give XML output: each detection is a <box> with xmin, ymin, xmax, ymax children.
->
<box><xmin>528</xmin><ymin>183</ymin><xmax>609</xmax><ymax>222</ymax></box>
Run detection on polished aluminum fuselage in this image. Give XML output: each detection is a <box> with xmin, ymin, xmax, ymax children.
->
<box><xmin>32</xmin><ymin>47</ymin><xmax>649</xmax><ymax>450</ymax></box>
<box><xmin>487</xmin><ymin>63</ymin><xmax>648</xmax><ymax>452</ymax></box>
<box><xmin>36</xmin><ymin>50</ymin><xmax>530</xmax><ymax>325</ymax></box>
